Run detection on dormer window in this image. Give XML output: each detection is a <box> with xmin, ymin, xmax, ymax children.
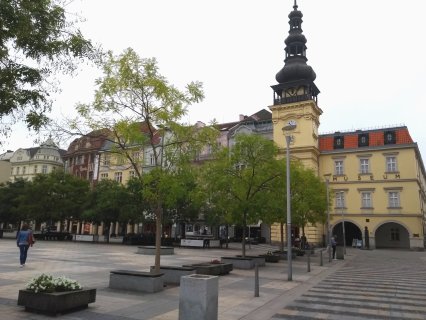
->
<box><xmin>384</xmin><ymin>131</ymin><xmax>396</xmax><ymax>145</ymax></box>
<box><xmin>334</xmin><ymin>136</ymin><xmax>344</xmax><ymax>149</ymax></box>
<box><xmin>358</xmin><ymin>133</ymin><xmax>369</xmax><ymax>147</ymax></box>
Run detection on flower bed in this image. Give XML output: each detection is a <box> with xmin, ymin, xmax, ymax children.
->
<box><xmin>17</xmin><ymin>274</ymin><xmax>96</xmax><ymax>315</ymax></box>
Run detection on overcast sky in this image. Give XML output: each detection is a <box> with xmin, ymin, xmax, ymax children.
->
<box><xmin>3</xmin><ymin>0</ymin><xmax>426</xmax><ymax>159</ymax></box>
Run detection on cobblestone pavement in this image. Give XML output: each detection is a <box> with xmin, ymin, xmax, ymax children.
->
<box><xmin>1</xmin><ymin>238</ymin><xmax>425</xmax><ymax>319</ymax></box>
<box><xmin>272</xmin><ymin>249</ymin><xmax>426</xmax><ymax>320</ymax></box>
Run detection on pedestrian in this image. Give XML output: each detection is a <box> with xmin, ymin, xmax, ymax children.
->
<box><xmin>331</xmin><ymin>235</ymin><xmax>337</xmax><ymax>260</ymax></box>
<box><xmin>16</xmin><ymin>223</ymin><xmax>35</xmax><ymax>267</ymax></box>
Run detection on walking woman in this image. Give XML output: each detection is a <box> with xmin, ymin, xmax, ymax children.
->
<box><xmin>16</xmin><ymin>224</ymin><xmax>34</xmax><ymax>267</ymax></box>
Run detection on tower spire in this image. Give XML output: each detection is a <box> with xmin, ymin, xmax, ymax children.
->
<box><xmin>271</xmin><ymin>1</ymin><xmax>319</xmax><ymax>105</ymax></box>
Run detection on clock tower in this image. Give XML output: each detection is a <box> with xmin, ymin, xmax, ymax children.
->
<box><xmin>269</xmin><ymin>0</ymin><xmax>322</xmax><ymax>171</ymax></box>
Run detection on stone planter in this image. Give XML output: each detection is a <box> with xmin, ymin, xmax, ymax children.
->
<box><xmin>260</xmin><ymin>254</ymin><xmax>280</xmax><ymax>263</ymax></box>
<box><xmin>183</xmin><ymin>262</ymin><xmax>233</xmax><ymax>275</ymax></box>
<box><xmin>17</xmin><ymin>288</ymin><xmax>96</xmax><ymax>315</ymax></box>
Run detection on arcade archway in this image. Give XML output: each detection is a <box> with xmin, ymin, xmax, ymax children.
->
<box><xmin>332</xmin><ymin>222</ymin><xmax>362</xmax><ymax>247</ymax></box>
<box><xmin>375</xmin><ymin>222</ymin><xmax>410</xmax><ymax>249</ymax></box>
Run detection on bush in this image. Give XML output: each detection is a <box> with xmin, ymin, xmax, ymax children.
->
<box><xmin>26</xmin><ymin>274</ymin><xmax>82</xmax><ymax>293</ymax></box>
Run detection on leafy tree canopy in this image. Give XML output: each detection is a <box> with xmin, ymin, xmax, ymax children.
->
<box><xmin>0</xmin><ymin>0</ymin><xmax>93</xmax><ymax>139</ymax></box>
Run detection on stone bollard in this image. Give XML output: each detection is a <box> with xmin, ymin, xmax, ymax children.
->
<box><xmin>254</xmin><ymin>263</ymin><xmax>259</xmax><ymax>297</ymax></box>
<box><xmin>179</xmin><ymin>274</ymin><xmax>218</xmax><ymax>320</ymax></box>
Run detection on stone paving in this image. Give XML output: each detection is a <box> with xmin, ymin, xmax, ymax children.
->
<box><xmin>1</xmin><ymin>238</ymin><xmax>425</xmax><ymax>319</ymax></box>
<box><xmin>271</xmin><ymin>249</ymin><xmax>426</xmax><ymax>320</ymax></box>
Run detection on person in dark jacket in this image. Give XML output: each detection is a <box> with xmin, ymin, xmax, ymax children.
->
<box><xmin>16</xmin><ymin>224</ymin><xmax>34</xmax><ymax>267</ymax></box>
<box><xmin>331</xmin><ymin>235</ymin><xmax>337</xmax><ymax>260</ymax></box>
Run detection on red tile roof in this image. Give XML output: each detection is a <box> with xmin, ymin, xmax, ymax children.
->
<box><xmin>319</xmin><ymin>127</ymin><xmax>414</xmax><ymax>152</ymax></box>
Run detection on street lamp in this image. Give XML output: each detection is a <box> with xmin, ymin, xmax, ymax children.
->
<box><xmin>282</xmin><ymin>120</ymin><xmax>297</xmax><ymax>281</ymax></box>
<box><xmin>340</xmin><ymin>191</ymin><xmax>346</xmax><ymax>256</ymax></box>
<box><xmin>324</xmin><ymin>175</ymin><xmax>331</xmax><ymax>262</ymax></box>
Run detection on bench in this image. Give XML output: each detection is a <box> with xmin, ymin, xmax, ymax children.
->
<box><xmin>236</xmin><ymin>255</ymin><xmax>266</xmax><ymax>266</ymax></box>
<box><xmin>221</xmin><ymin>257</ymin><xmax>255</xmax><ymax>269</ymax></box>
<box><xmin>109</xmin><ymin>270</ymin><xmax>164</xmax><ymax>293</ymax></box>
<box><xmin>137</xmin><ymin>246</ymin><xmax>174</xmax><ymax>255</ymax></box>
<box><xmin>149</xmin><ymin>266</ymin><xmax>195</xmax><ymax>285</ymax></box>
<box><xmin>182</xmin><ymin>263</ymin><xmax>233</xmax><ymax>276</ymax></box>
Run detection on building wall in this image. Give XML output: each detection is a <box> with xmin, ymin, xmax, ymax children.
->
<box><xmin>0</xmin><ymin>160</ymin><xmax>11</xmax><ymax>184</ymax></box>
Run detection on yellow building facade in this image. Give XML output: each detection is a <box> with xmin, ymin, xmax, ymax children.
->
<box><xmin>269</xmin><ymin>2</ymin><xmax>426</xmax><ymax>249</ymax></box>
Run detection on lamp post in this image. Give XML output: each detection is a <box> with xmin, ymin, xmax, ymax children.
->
<box><xmin>340</xmin><ymin>191</ymin><xmax>346</xmax><ymax>256</ymax></box>
<box><xmin>324</xmin><ymin>176</ymin><xmax>331</xmax><ymax>262</ymax></box>
<box><xmin>282</xmin><ymin>120</ymin><xmax>297</xmax><ymax>281</ymax></box>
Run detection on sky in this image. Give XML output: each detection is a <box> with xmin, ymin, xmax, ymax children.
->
<box><xmin>2</xmin><ymin>0</ymin><xmax>426</xmax><ymax>158</ymax></box>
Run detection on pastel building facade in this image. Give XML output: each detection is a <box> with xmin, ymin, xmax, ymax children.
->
<box><xmin>269</xmin><ymin>2</ymin><xmax>426</xmax><ymax>249</ymax></box>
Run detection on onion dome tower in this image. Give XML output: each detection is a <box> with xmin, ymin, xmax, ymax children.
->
<box><xmin>271</xmin><ymin>0</ymin><xmax>319</xmax><ymax>105</ymax></box>
<box><xmin>269</xmin><ymin>0</ymin><xmax>322</xmax><ymax>171</ymax></box>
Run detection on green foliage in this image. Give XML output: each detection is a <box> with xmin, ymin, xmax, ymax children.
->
<box><xmin>0</xmin><ymin>0</ymin><xmax>93</xmax><ymax>137</ymax></box>
<box><xmin>0</xmin><ymin>179</ymin><xmax>29</xmax><ymax>225</ymax></box>
<box><xmin>82</xmin><ymin>179</ymin><xmax>128</xmax><ymax>226</ymax></box>
<box><xmin>202</xmin><ymin>134</ymin><xmax>282</xmax><ymax>256</ymax></box>
<box><xmin>15</xmin><ymin>171</ymin><xmax>90</xmax><ymax>225</ymax></box>
<box><xmin>67</xmin><ymin>47</ymin><xmax>218</xmax><ymax>270</ymax></box>
<box><xmin>26</xmin><ymin>274</ymin><xmax>82</xmax><ymax>293</ymax></box>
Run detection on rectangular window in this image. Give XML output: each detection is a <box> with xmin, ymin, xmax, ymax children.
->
<box><xmin>390</xmin><ymin>228</ymin><xmax>400</xmax><ymax>241</ymax></box>
<box><xmin>334</xmin><ymin>160</ymin><xmax>344</xmax><ymax>175</ymax></box>
<box><xmin>386</xmin><ymin>156</ymin><xmax>397</xmax><ymax>172</ymax></box>
<box><xmin>335</xmin><ymin>192</ymin><xmax>345</xmax><ymax>208</ymax></box>
<box><xmin>100</xmin><ymin>173</ymin><xmax>108</xmax><ymax>179</ymax></box>
<box><xmin>150</xmin><ymin>154</ymin><xmax>155</xmax><ymax>166</ymax></box>
<box><xmin>114</xmin><ymin>172</ymin><xmax>122</xmax><ymax>183</ymax></box>
<box><xmin>34</xmin><ymin>165</ymin><xmax>38</xmax><ymax>174</ymax></box>
<box><xmin>388</xmin><ymin>192</ymin><xmax>400</xmax><ymax>208</ymax></box>
<box><xmin>333</xmin><ymin>136</ymin><xmax>344</xmax><ymax>149</ymax></box>
<box><xmin>22</xmin><ymin>166</ymin><xmax>26</xmax><ymax>174</ymax></box>
<box><xmin>42</xmin><ymin>165</ymin><xmax>48</xmax><ymax>174</ymax></box>
<box><xmin>360</xmin><ymin>158</ymin><xmax>370</xmax><ymax>174</ymax></box>
<box><xmin>361</xmin><ymin>192</ymin><xmax>372</xmax><ymax>208</ymax></box>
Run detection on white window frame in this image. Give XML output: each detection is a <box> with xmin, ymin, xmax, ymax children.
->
<box><xmin>114</xmin><ymin>172</ymin><xmax>122</xmax><ymax>183</ymax></box>
<box><xmin>334</xmin><ymin>160</ymin><xmax>344</xmax><ymax>175</ymax></box>
<box><xmin>360</xmin><ymin>158</ymin><xmax>370</xmax><ymax>174</ymax></box>
<box><xmin>388</xmin><ymin>191</ymin><xmax>400</xmax><ymax>208</ymax></box>
<box><xmin>42</xmin><ymin>165</ymin><xmax>48</xmax><ymax>174</ymax></box>
<box><xmin>335</xmin><ymin>192</ymin><xmax>345</xmax><ymax>208</ymax></box>
<box><xmin>361</xmin><ymin>192</ymin><xmax>372</xmax><ymax>208</ymax></box>
<box><xmin>386</xmin><ymin>156</ymin><xmax>397</xmax><ymax>172</ymax></box>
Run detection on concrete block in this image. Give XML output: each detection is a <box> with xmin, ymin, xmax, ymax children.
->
<box><xmin>179</xmin><ymin>274</ymin><xmax>218</xmax><ymax>320</ymax></box>
<box><xmin>109</xmin><ymin>270</ymin><xmax>164</xmax><ymax>293</ymax></box>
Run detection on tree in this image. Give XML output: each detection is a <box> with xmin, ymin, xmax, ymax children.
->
<box><xmin>18</xmin><ymin>171</ymin><xmax>90</xmax><ymax>228</ymax></box>
<box><xmin>291</xmin><ymin>164</ymin><xmax>328</xmax><ymax>245</ymax></box>
<box><xmin>262</xmin><ymin>161</ymin><xmax>328</xmax><ymax>251</ymax></box>
<box><xmin>70</xmin><ymin>48</ymin><xmax>217</xmax><ymax>271</ymax></box>
<box><xmin>203</xmin><ymin>134</ymin><xmax>283</xmax><ymax>257</ymax></box>
<box><xmin>83</xmin><ymin>179</ymin><xmax>128</xmax><ymax>243</ymax></box>
<box><xmin>0</xmin><ymin>179</ymin><xmax>29</xmax><ymax>228</ymax></box>
<box><xmin>0</xmin><ymin>0</ymin><xmax>93</xmax><ymax>138</ymax></box>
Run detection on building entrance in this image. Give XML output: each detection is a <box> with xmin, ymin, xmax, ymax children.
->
<box><xmin>375</xmin><ymin>222</ymin><xmax>410</xmax><ymax>249</ymax></box>
<box><xmin>332</xmin><ymin>222</ymin><xmax>362</xmax><ymax>248</ymax></box>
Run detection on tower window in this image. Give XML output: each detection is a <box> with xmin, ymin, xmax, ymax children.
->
<box><xmin>384</xmin><ymin>131</ymin><xmax>396</xmax><ymax>145</ymax></box>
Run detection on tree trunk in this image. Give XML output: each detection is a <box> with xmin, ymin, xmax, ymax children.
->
<box><xmin>242</xmin><ymin>212</ymin><xmax>247</xmax><ymax>257</ymax></box>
